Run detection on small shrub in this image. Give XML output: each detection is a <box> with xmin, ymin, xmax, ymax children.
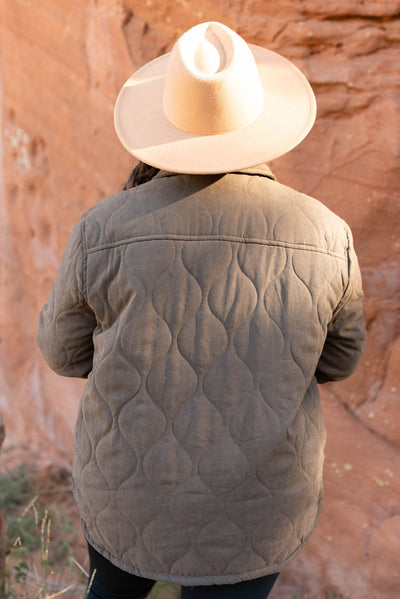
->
<box><xmin>0</xmin><ymin>465</ymin><xmax>36</xmax><ymax>512</ymax></box>
<box><xmin>0</xmin><ymin>464</ymin><xmax>86</xmax><ymax>598</ymax></box>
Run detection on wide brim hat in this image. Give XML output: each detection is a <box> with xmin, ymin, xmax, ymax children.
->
<box><xmin>114</xmin><ymin>22</ymin><xmax>316</xmax><ymax>174</ymax></box>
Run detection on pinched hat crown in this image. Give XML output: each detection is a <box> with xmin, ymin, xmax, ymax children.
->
<box><xmin>163</xmin><ymin>22</ymin><xmax>264</xmax><ymax>135</ymax></box>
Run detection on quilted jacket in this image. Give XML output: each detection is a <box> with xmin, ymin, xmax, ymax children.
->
<box><xmin>37</xmin><ymin>165</ymin><xmax>366</xmax><ymax>585</ymax></box>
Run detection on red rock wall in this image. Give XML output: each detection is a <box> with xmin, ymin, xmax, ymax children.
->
<box><xmin>1</xmin><ymin>1</ymin><xmax>399</xmax><ymax>597</ymax></box>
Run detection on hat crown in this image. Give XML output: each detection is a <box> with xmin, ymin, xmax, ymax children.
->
<box><xmin>163</xmin><ymin>22</ymin><xmax>264</xmax><ymax>135</ymax></box>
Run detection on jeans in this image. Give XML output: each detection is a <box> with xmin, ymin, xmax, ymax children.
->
<box><xmin>86</xmin><ymin>543</ymin><xmax>279</xmax><ymax>599</ymax></box>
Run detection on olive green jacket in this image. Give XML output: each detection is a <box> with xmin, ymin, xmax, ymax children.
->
<box><xmin>37</xmin><ymin>165</ymin><xmax>366</xmax><ymax>585</ymax></box>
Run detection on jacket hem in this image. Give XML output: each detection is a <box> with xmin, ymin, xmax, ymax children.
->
<box><xmin>81</xmin><ymin>495</ymin><xmax>323</xmax><ymax>586</ymax></box>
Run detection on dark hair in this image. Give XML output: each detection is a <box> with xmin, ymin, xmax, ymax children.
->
<box><xmin>123</xmin><ymin>162</ymin><xmax>160</xmax><ymax>190</ymax></box>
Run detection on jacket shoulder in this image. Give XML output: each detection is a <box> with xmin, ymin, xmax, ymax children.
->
<box><xmin>271</xmin><ymin>178</ymin><xmax>348</xmax><ymax>227</ymax></box>
<box><xmin>249</xmin><ymin>176</ymin><xmax>351</xmax><ymax>256</ymax></box>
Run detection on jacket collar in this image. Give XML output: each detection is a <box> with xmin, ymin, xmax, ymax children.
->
<box><xmin>232</xmin><ymin>164</ymin><xmax>276</xmax><ymax>180</ymax></box>
<box><xmin>154</xmin><ymin>164</ymin><xmax>276</xmax><ymax>181</ymax></box>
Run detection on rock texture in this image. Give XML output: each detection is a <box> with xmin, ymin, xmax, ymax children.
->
<box><xmin>0</xmin><ymin>1</ymin><xmax>399</xmax><ymax>597</ymax></box>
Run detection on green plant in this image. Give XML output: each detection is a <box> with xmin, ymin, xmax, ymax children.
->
<box><xmin>148</xmin><ymin>581</ymin><xmax>180</xmax><ymax>598</ymax></box>
<box><xmin>0</xmin><ymin>465</ymin><xmax>86</xmax><ymax>598</ymax></box>
<box><xmin>0</xmin><ymin>466</ymin><xmax>36</xmax><ymax>511</ymax></box>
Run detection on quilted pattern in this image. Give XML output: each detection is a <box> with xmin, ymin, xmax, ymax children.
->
<box><xmin>37</xmin><ymin>166</ymin><xmax>366</xmax><ymax>585</ymax></box>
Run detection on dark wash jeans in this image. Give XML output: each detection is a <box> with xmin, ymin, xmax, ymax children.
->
<box><xmin>86</xmin><ymin>543</ymin><xmax>279</xmax><ymax>599</ymax></box>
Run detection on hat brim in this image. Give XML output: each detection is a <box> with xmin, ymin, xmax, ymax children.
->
<box><xmin>114</xmin><ymin>45</ymin><xmax>316</xmax><ymax>174</ymax></box>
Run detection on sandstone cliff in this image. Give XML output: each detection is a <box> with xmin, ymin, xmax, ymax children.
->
<box><xmin>0</xmin><ymin>1</ymin><xmax>399</xmax><ymax>597</ymax></box>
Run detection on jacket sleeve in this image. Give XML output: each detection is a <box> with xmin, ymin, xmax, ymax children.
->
<box><xmin>37</xmin><ymin>218</ymin><xmax>96</xmax><ymax>378</ymax></box>
<box><xmin>315</xmin><ymin>228</ymin><xmax>367</xmax><ymax>384</ymax></box>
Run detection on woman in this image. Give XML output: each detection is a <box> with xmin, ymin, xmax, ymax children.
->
<box><xmin>37</xmin><ymin>22</ymin><xmax>366</xmax><ymax>599</ymax></box>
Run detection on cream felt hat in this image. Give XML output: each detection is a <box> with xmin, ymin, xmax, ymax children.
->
<box><xmin>114</xmin><ymin>22</ymin><xmax>316</xmax><ymax>174</ymax></box>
